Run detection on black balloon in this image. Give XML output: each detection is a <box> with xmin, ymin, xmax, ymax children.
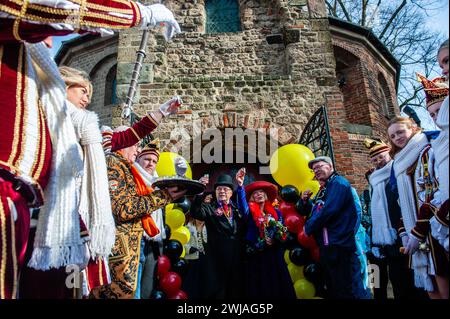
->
<box><xmin>280</xmin><ymin>185</ymin><xmax>300</xmax><ymax>203</ymax></box>
<box><xmin>289</xmin><ymin>246</ymin><xmax>311</xmax><ymax>266</ymax></box>
<box><xmin>150</xmin><ymin>290</ymin><xmax>166</xmax><ymax>299</ymax></box>
<box><xmin>303</xmin><ymin>263</ymin><xmax>323</xmax><ymax>285</ymax></box>
<box><xmin>281</xmin><ymin>232</ymin><xmax>298</xmax><ymax>250</ymax></box>
<box><xmin>172</xmin><ymin>258</ymin><xmax>189</xmax><ymax>277</ymax></box>
<box><xmin>176</xmin><ymin>196</ymin><xmax>191</xmax><ymax>214</ymax></box>
<box><xmin>295</xmin><ymin>198</ymin><xmax>309</xmax><ymax>216</ymax></box>
<box><xmin>163</xmin><ymin>239</ymin><xmax>183</xmax><ymax>261</ymax></box>
<box><xmin>164</xmin><ymin>224</ymin><xmax>171</xmax><ymax>241</ymax></box>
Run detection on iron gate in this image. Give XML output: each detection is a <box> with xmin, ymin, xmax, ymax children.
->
<box><xmin>299</xmin><ymin>106</ymin><xmax>335</xmax><ymax>166</ymax></box>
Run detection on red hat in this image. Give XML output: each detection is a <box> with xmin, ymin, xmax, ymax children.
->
<box><xmin>245</xmin><ymin>181</ymin><xmax>278</xmax><ymax>202</ymax></box>
<box><xmin>417</xmin><ymin>73</ymin><xmax>449</xmax><ymax>108</ymax></box>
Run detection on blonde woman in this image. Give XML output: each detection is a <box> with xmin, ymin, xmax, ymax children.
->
<box><xmin>388</xmin><ymin>116</ymin><xmax>448</xmax><ymax>299</ymax></box>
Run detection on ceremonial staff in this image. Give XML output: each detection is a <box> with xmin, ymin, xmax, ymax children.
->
<box><xmin>121</xmin><ymin>27</ymin><xmax>151</xmax><ymax>127</ymax></box>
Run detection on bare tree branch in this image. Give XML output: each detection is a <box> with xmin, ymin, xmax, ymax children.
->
<box><xmin>337</xmin><ymin>0</ymin><xmax>353</xmax><ymax>22</ymax></box>
<box><xmin>379</xmin><ymin>0</ymin><xmax>407</xmax><ymax>40</ymax></box>
<box><xmin>361</xmin><ymin>0</ymin><xmax>368</xmax><ymax>26</ymax></box>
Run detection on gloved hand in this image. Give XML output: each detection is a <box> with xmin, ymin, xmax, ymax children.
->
<box><xmin>139</xmin><ymin>3</ymin><xmax>182</xmax><ymax>41</ymax></box>
<box><xmin>404</xmin><ymin>234</ymin><xmax>421</xmax><ymax>255</ymax></box>
<box><xmin>121</xmin><ymin>104</ymin><xmax>132</xmax><ymax>119</ymax></box>
<box><xmin>174</xmin><ymin>156</ymin><xmax>188</xmax><ymax>177</ymax></box>
<box><xmin>159</xmin><ymin>96</ymin><xmax>182</xmax><ymax>116</ymax></box>
<box><xmin>400</xmin><ymin>233</ymin><xmax>409</xmax><ymax>248</ymax></box>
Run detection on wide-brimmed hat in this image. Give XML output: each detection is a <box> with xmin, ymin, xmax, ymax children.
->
<box><xmin>245</xmin><ymin>181</ymin><xmax>278</xmax><ymax>202</ymax></box>
<box><xmin>214</xmin><ymin>174</ymin><xmax>234</xmax><ymax>190</ymax></box>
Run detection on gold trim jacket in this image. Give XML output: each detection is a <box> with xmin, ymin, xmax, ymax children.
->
<box><xmin>90</xmin><ymin>152</ymin><xmax>170</xmax><ymax>299</ymax></box>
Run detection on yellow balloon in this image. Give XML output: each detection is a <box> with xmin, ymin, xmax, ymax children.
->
<box><xmin>165</xmin><ymin>203</ymin><xmax>176</xmax><ymax>212</ymax></box>
<box><xmin>181</xmin><ymin>247</ymin><xmax>186</xmax><ymax>258</ymax></box>
<box><xmin>270</xmin><ymin>144</ymin><xmax>315</xmax><ymax>190</ymax></box>
<box><xmin>170</xmin><ymin>226</ymin><xmax>191</xmax><ymax>245</ymax></box>
<box><xmin>155</xmin><ymin>152</ymin><xmax>192</xmax><ymax>178</ymax></box>
<box><xmin>287</xmin><ymin>263</ymin><xmax>304</xmax><ymax>282</ymax></box>
<box><xmin>299</xmin><ymin>179</ymin><xmax>320</xmax><ymax>197</ymax></box>
<box><xmin>166</xmin><ymin>208</ymin><xmax>185</xmax><ymax>230</ymax></box>
<box><xmin>294</xmin><ymin>279</ymin><xmax>316</xmax><ymax>299</ymax></box>
<box><xmin>284</xmin><ymin>250</ymin><xmax>291</xmax><ymax>265</ymax></box>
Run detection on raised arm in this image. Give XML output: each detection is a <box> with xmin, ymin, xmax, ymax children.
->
<box><xmin>235</xmin><ymin>168</ymin><xmax>249</xmax><ymax>217</ymax></box>
<box><xmin>0</xmin><ymin>1</ymin><xmax>180</xmax><ymax>43</ymax></box>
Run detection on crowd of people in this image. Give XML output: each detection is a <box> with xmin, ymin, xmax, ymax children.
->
<box><xmin>0</xmin><ymin>0</ymin><xmax>448</xmax><ymax>300</ymax></box>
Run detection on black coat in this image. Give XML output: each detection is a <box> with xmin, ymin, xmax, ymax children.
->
<box><xmin>190</xmin><ymin>192</ymin><xmax>248</xmax><ymax>299</ymax></box>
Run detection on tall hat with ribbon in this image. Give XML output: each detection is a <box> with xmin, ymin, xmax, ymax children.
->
<box><xmin>364</xmin><ymin>138</ymin><xmax>390</xmax><ymax>158</ymax></box>
<box><xmin>417</xmin><ymin>73</ymin><xmax>449</xmax><ymax>108</ymax></box>
<box><xmin>137</xmin><ymin>138</ymin><xmax>161</xmax><ymax>160</ymax></box>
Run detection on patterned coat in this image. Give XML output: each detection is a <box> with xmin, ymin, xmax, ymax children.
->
<box><xmin>90</xmin><ymin>152</ymin><xmax>171</xmax><ymax>299</ymax></box>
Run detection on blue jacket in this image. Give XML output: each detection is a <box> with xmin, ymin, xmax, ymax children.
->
<box><xmin>304</xmin><ymin>173</ymin><xmax>358</xmax><ymax>250</ymax></box>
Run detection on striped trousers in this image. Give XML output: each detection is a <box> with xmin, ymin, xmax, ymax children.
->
<box><xmin>0</xmin><ymin>178</ymin><xmax>30</xmax><ymax>299</ymax></box>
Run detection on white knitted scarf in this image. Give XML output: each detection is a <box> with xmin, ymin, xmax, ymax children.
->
<box><xmin>67</xmin><ymin>102</ymin><xmax>116</xmax><ymax>259</ymax></box>
<box><xmin>433</xmin><ymin>96</ymin><xmax>449</xmax><ymax>200</ymax></box>
<box><xmin>133</xmin><ymin>162</ymin><xmax>166</xmax><ymax>242</ymax></box>
<box><xmin>430</xmin><ymin>96</ymin><xmax>449</xmax><ymax>252</ymax></box>
<box><xmin>26</xmin><ymin>42</ymin><xmax>86</xmax><ymax>270</ymax></box>
<box><xmin>393</xmin><ymin>132</ymin><xmax>434</xmax><ymax>291</ymax></box>
<box><xmin>369</xmin><ymin>161</ymin><xmax>397</xmax><ymax>245</ymax></box>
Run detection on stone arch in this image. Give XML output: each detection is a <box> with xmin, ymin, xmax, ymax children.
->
<box><xmin>377</xmin><ymin>72</ymin><xmax>395</xmax><ymax>118</ymax></box>
<box><xmin>104</xmin><ymin>64</ymin><xmax>118</xmax><ymax>106</ymax></box>
<box><xmin>333</xmin><ymin>45</ymin><xmax>371</xmax><ymax>126</ymax></box>
<box><xmin>163</xmin><ymin>111</ymin><xmax>292</xmax><ymax>158</ymax></box>
<box><xmin>88</xmin><ymin>54</ymin><xmax>118</xmax><ymax>126</ymax></box>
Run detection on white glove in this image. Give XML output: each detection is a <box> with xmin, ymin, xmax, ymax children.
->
<box><xmin>174</xmin><ymin>156</ymin><xmax>188</xmax><ymax>177</ymax></box>
<box><xmin>400</xmin><ymin>233</ymin><xmax>409</xmax><ymax>248</ymax></box>
<box><xmin>159</xmin><ymin>96</ymin><xmax>182</xmax><ymax>116</ymax></box>
<box><xmin>121</xmin><ymin>105</ymin><xmax>132</xmax><ymax>119</ymax></box>
<box><xmin>404</xmin><ymin>234</ymin><xmax>421</xmax><ymax>255</ymax></box>
<box><xmin>138</xmin><ymin>3</ymin><xmax>181</xmax><ymax>41</ymax></box>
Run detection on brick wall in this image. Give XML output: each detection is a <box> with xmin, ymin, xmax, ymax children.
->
<box><xmin>330</xmin><ymin>34</ymin><xmax>400</xmax><ymax>192</ymax></box>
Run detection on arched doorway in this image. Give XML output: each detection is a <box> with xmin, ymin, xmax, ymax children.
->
<box><xmin>185</xmin><ymin>127</ymin><xmax>280</xmax><ymax>191</ymax></box>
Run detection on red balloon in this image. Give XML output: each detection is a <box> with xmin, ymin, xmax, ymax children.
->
<box><xmin>157</xmin><ymin>255</ymin><xmax>171</xmax><ymax>278</ymax></box>
<box><xmin>279</xmin><ymin>201</ymin><xmax>296</xmax><ymax>218</ymax></box>
<box><xmin>160</xmin><ymin>272</ymin><xmax>182</xmax><ymax>296</ymax></box>
<box><xmin>297</xmin><ymin>230</ymin><xmax>316</xmax><ymax>249</ymax></box>
<box><xmin>169</xmin><ymin>290</ymin><xmax>188</xmax><ymax>300</ymax></box>
<box><xmin>284</xmin><ymin>213</ymin><xmax>304</xmax><ymax>234</ymax></box>
<box><xmin>311</xmin><ymin>247</ymin><xmax>320</xmax><ymax>262</ymax></box>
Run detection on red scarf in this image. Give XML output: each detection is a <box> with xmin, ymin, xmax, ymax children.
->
<box><xmin>248</xmin><ymin>201</ymin><xmax>279</xmax><ymax>230</ymax></box>
<box><xmin>130</xmin><ymin>165</ymin><xmax>160</xmax><ymax>237</ymax></box>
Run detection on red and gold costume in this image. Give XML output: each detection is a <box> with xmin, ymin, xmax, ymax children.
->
<box><xmin>0</xmin><ymin>0</ymin><xmax>157</xmax><ymax>299</ymax></box>
<box><xmin>90</xmin><ymin>151</ymin><xmax>171</xmax><ymax>299</ymax></box>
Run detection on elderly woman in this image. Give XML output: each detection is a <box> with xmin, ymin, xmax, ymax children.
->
<box><xmin>244</xmin><ymin>181</ymin><xmax>296</xmax><ymax>299</ymax></box>
<box><xmin>388</xmin><ymin>116</ymin><xmax>448</xmax><ymax>299</ymax></box>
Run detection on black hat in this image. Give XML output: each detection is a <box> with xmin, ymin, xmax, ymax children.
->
<box><xmin>214</xmin><ymin>174</ymin><xmax>234</xmax><ymax>190</ymax></box>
